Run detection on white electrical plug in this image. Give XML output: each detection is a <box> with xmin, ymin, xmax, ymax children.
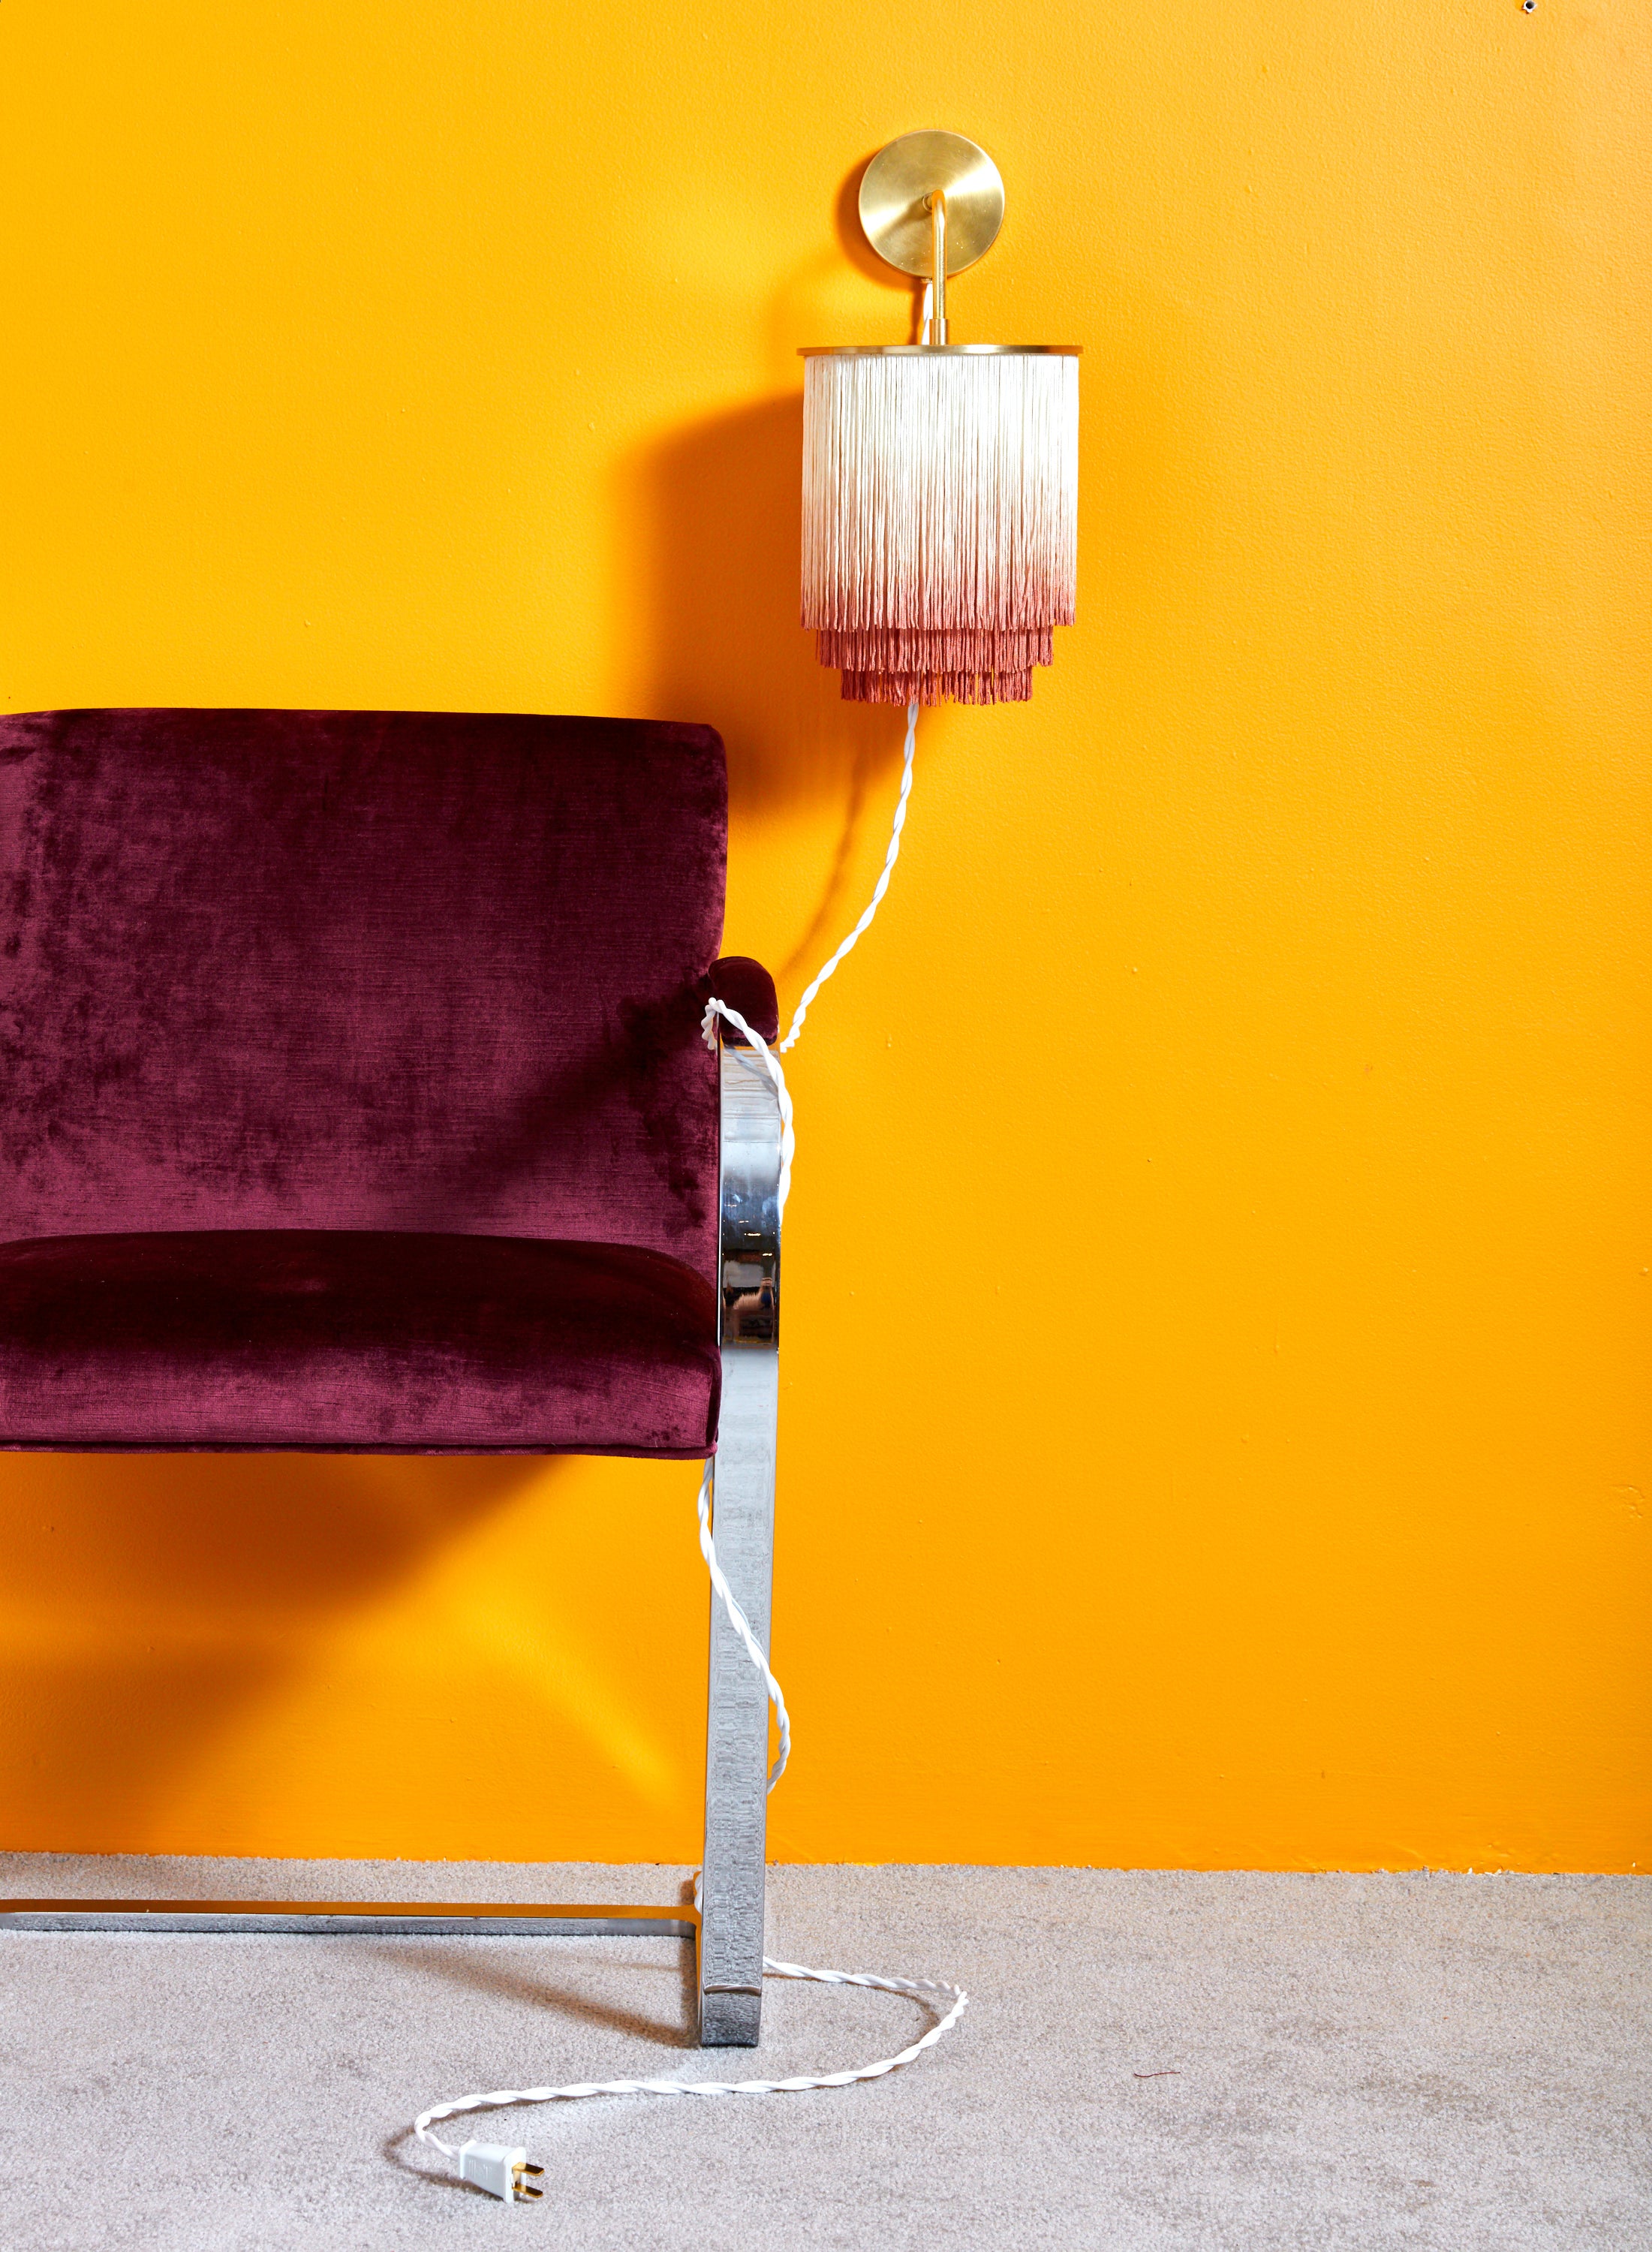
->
<box><xmin>456</xmin><ymin>2140</ymin><xmax>544</xmax><ymax>2203</ymax></box>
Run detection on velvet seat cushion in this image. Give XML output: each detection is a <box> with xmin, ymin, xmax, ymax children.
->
<box><xmin>0</xmin><ymin>1232</ymin><xmax>719</xmax><ymax>1455</ymax></box>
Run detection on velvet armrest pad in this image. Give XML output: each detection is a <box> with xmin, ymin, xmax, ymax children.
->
<box><xmin>707</xmin><ymin>956</ymin><xmax>779</xmax><ymax>1043</ymax></box>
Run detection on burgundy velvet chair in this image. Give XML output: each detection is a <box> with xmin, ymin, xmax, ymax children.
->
<box><xmin>0</xmin><ymin>706</ymin><xmax>784</xmax><ymax>2046</ymax></box>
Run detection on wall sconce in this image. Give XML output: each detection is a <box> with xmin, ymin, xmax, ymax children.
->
<box><xmin>802</xmin><ymin>131</ymin><xmax>1080</xmax><ymax>706</ymax></box>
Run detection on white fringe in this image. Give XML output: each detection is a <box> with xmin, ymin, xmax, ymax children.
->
<box><xmin>802</xmin><ymin>352</ymin><xmax>1079</xmax><ymax>703</ymax></box>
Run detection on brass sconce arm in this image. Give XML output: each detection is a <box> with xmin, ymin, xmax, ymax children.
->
<box><xmin>926</xmin><ymin>191</ymin><xmax>948</xmax><ymax>342</ymax></box>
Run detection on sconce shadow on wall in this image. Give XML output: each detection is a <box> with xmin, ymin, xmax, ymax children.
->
<box><xmin>627</xmin><ymin>158</ymin><xmax>922</xmax><ymax>811</ymax></box>
<box><xmin>629</xmin><ymin>140</ymin><xmax>960</xmax><ymax>962</ymax></box>
<box><xmin>634</xmin><ymin>395</ymin><xmax>893</xmax><ymax>811</ymax></box>
<box><xmin>630</xmin><ymin>394</ymin><xmax>913</xmax><ymax>980</ymax></box>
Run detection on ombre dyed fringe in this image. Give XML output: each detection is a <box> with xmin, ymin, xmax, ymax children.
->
<box><xmin>837</xmin><ymin>665</ymin><xmax>1034</xmax><ymax>705</ymax></box>
<box><xmin>802</xmin><ymin>351</ymin><xmax>1079</xmax><ymax>705</ymax></box>
<box><xmin>816</xmin><ymin>625</ymin><xmax>1053</xmax><ymax>705</ymax></box>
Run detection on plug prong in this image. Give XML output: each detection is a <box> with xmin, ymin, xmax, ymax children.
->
<box><xmin>512</xmin><ymin>2160</ymin><xmax>545</xmax><ymax>2202</ymax></box>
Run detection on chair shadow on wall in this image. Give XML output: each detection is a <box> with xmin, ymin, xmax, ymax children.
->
<box><xmin>0</xmin><ymin>1448</ymin><xmax>556</xmax><ymax>1853</ymax></box>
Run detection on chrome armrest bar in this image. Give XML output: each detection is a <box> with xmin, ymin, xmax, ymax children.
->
<box><xmin>718</xmin><ymin>1036</ymin><xmax>781</xmax><ymax>1349</ymax></box>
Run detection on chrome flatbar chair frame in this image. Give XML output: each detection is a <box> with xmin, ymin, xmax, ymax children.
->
<box><xmin>0</xmin><ymin>1028</ymin><xmax>784</xmax><ymax>2051</ymax></box>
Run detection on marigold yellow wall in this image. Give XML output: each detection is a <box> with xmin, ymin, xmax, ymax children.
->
<box><xmin>1</xmin><ymin>1</ymin><xmax>1647</xmax><ymax>1871</ymax></box>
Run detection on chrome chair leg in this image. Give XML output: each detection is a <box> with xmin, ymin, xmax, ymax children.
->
<box><xmin>698</xmin><ymin>1030</ymin><xmax>784</xmax><ymax>2047</ymax></box>
<box><xmin>697</xmin><ymin>1351</ymin><xmax>778</xmax><ymax>2046</ymax></box>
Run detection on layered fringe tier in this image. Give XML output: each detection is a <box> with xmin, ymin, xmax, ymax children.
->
<box><xmin>802</xmin><ymin>351</ymin><xmax>1079</xmax><ymax>705</ymax></box>
<box><xmin>835</xmin><ymin>666</ymin><xmax>1032</xmax><ymax>705</ymax></box>
<box><xmin>815</xmin><ymin>625</ymin><xmax>1053</xmax><ymax>704</ymax></box>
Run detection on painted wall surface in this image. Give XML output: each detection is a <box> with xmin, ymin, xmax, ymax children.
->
<box><xmin>0</xmin><ymin>2</ymin><xmax>1646</xmax><ymax>1871</ymax></box>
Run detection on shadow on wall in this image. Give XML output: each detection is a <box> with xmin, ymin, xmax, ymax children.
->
<box><xmin>628</xmin><ymin>393</ymin><xmax>919</xmax><ymax>977</ymax></box>
<box><xmin>635</xmin><ymin>391</ymin><xmax>887</xmax><ymax>811</ymax></box>
<box><xmin>5</xmin><ymin>404</ymin><xmax>886</xmax><ymax>1859</ymax></box>
<box><xmin>0</xmin><ymin>231</ymin><xmax>939</xmax><ymax>1860</ymax></box>
<box><xmin>0</xmin><ymin>1445</ymin><xmax>549</xmax><ymax>1851</ymax></box>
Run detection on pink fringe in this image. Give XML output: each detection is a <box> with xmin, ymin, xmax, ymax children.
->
<box><xmin>816</xmin><ymin>627</ymin><xmax>1054</xmax><ymax>673</ymax></box>
<box><xmin>838</xmin><ymin>667</ymin><xmax>1034</xmax><ymax>706</ymax></box>
<box><xmin>802</xmin><ymin>352</ymin><xmax>1079</xmax><ymax>706</ymax></box>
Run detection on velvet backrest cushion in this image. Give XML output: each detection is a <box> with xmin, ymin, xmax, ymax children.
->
<box><xmin>0</xmin><ymin>709</ymin><xmax>727</xmax><ymax>1275</ymax></box>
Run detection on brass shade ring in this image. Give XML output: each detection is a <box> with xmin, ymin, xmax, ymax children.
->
<box><xmin>799</xmin><ymin>345</ymin><xmax>1081</xmax><ymax>357</ymax></box>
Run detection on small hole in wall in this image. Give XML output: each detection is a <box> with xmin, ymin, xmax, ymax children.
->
<box><xmin>1522</xmin><ymin>2</ymin><xmax>1535</xmax><ymax>11</ymax></box>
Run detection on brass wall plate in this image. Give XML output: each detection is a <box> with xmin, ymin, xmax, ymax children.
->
<box><xmin>858</xmin><ymin>131</ymin><xmax>1006</xmax><ymax>278</ymax></box>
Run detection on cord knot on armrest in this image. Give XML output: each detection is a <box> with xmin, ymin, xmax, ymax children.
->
<box><xmin>705</xmin><ymin>957</ymin><xmax>779</xmax><ymax>1046</ymax></box>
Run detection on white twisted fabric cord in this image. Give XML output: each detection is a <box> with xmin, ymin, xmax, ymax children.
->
<box><xmin>699</xmin><ymin>998</ymin><xmax>796</xmax><ymax>1218</ymax></box>
<box><xmin>775</xmin><ymin>699</ymin><xmax>916</xmax><ymax>1054</ymax></box>
<box><xmin>414</xmin><ymin>1968</ymin><xmax>967</xmax><ymax>2148</ymax></box>
<box><xmin>417</xmin><ymin>1970</ymin><xmax>965</xmax><ymax>2143</ymax></box>
<box><xmin>414</xmin><ymin>1458</ymin><xmax>968</xmax><ymax>2163</ymax></box>
<box><xmin>412</xmin><ymin>699</ymin><xmax>967</xmax><ymax>2181</ymax></box>
<box><xmin>694</xmin><ymin>1459</ymin><xmax>790</xmax><ymax>1789</ymax></box>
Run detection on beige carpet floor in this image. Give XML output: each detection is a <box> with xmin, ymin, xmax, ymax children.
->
<box><xmin>0</xmin><ymin>1855</ymin><xmax>1646</xmax><ymax>2250</ymax></box>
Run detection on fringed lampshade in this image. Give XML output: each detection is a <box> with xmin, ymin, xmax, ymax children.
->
<box><xmin>802</xmin><ymin>132</ymin><xmax>1079</xmax><ymax>706</ymax></box>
